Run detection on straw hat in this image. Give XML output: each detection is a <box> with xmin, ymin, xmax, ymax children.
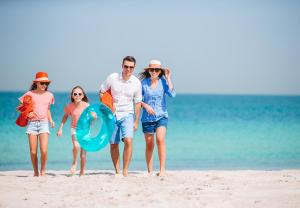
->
<box><xmin>33</xmin><ymin>72</ymin><xmax>51</xmax><ymax>83</ymax></box>
<box><xmin>144</xmin><ymin>60</ymin><xmax>165</xmax><ymax>71</ymax></box>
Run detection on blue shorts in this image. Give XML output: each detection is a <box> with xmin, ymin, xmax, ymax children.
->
<box><xmin>142</xmin><ymin>117</ymin><xmax>168</xmax><ymax>134</ymax></box>
<box><xmin>110</xmin><ymin>115</ymin><xmax>134</xmax><ymax>144</ymax></box>
<box><xmin>26</xmin><ymin>120</ymin><xmax>50</xmax><ymax>135</ymax></box>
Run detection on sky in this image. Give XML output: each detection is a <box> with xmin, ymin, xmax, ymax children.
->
<box><xmin>0</xmin><ymin>0</ymin><xmax>299</xmax><ymax>95</ymax></box>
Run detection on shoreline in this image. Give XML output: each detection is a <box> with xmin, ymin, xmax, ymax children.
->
<box><xmin>1</xmin><ymin>170</ymin><xmax>300</xmax><ymax>208</ymax></box>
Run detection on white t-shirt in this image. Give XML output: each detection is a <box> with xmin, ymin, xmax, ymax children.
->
<box><xmin>100</xmin><ymin>73</ymin><xmax>142</xmax><ymax>120</ymax></box>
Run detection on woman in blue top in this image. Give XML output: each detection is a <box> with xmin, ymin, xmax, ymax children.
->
<box><xmin>139</xmin><ymin>60</ymin><xmax>176</xmax><ymax>176</ymax></box>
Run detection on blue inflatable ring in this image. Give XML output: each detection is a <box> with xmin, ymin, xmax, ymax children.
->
<box><xmin>76</xmin><ymin>103</ymin><xmax>115</xmax><ymax>152</ymax></box>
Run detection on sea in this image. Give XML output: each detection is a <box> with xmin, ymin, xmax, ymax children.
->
<box><xmin>0</xmin><ymin>92</ymin><xmax>300</xmax><ymax>171</ymax></box>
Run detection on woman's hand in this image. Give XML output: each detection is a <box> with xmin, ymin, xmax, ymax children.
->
<box><xmin>164</xmin><ymin>67</ymin><xmax>171</xmax><ymax>79</ymax></box>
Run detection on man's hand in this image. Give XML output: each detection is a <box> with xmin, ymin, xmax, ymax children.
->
<box><xmin>133</xmin><ymin>121</ymin><xmax>139</xmax><ymax>131</ymax></box>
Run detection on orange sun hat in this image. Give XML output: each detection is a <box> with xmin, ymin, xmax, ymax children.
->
<box><xmin>33</xmin><ymin>72</ymin><xmax>51</xmax><ymax>83</ymax></box>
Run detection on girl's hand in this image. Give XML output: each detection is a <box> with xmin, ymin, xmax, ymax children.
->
<box><xmin>144</xmin><ymin>103</ymin><xmax>155</xmax><ymax>115</ymax></box>
<box><xmin>91</xmin><ymin>112</ymin><xmax>97</xmax><ymax>120</ymax></box>
<box><xmin>57</xmin><ymin>129</ymin><xmax>62</xmax><ymax>137</ymax></box>
<box><xmin>164</xmin><ymin>68</ymin><xmax>171</xmax><ymax>79</ymax></box>
<box><xmin>90</xmin><ymin>112</ymin><xmax>97</xmax><ymax>126</ymax></box>
<box><xmin>27</xmin><ymin>112</ymin><xmax>35</xmax><ymax>119</ymax></box>
<box><xmin>50</xmin><ymin>120</ymin><xmax>55</xmax><ymax>128</ymax></box>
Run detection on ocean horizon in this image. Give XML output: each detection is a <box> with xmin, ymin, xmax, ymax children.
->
<box><xmin>0</xmin><ymin>91</ymin><xmax>300</xmax><ymax>171</ymax></box>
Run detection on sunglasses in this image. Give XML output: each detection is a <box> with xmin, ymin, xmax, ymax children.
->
<box><xmin>73</xmin><ymin>93</ymin><xmax>83</xmax><ymax>96</ymax></box>
<box><xmin>148</xmin><ymin>68</ymin><xmax>161</xmax><ymax>73</ymax></box>
<box><xmin>123</xmin><ymin>65</ymin><xmax>134</xmax><ymax>69</ymax></box>
<box><xmin>40</xmin><ymin>82</ymin><xmax>49</xmax><ymax>86</ymax></box>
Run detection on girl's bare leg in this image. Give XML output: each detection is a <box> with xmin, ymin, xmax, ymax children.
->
<box><xmin>79</xmin><ymin>149</ymin><xmax>86</xmax><ymax>176</ymax></box>
<box><xmin>28</xmin><ymin>134</ymin><xmax>39</xmax><ymax>176</ymax></box>
<box><xmin>39</xmin><ymin>133</ymin><xmax>49</xmax><ymax>176</ymax></box>
<box><xmin>71</xmin><ymin>137</ymin><xmax>80</xmax><ymax>174</ymax></box>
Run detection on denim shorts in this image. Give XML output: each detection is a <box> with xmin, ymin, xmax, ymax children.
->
<box><xmin>142</xmin><ymin>117</ymin><xmax>168</xmax><ymax>134</ymax></box>
<box><xmin>26</xmin><ymin>120</ymin><xmax>50</xmax><ymax>135</ymax></box>
<box><xmin>70</xmin><ymin>128</ymin><xmax>78</xmax><ymax>141</ymax></box>
<box><xmin>71</xmin><ymin>128</ymin><xmax>76</xmax><ymax>136</ymax></box>
<box><xmin>110</xmin><ymin>114</ymin><xmax>134</xmax><ymax>144</ymax></box>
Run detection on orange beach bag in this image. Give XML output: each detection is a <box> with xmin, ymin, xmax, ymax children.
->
<box><xmin>16</xmin><ymin>95</ymin><xmax>34</xmax><ymax>127</ymax></box>
<box><xmin>101</xmin><ymin>90</ymin><xmax>113</xmax><ymax>111</ymax></box>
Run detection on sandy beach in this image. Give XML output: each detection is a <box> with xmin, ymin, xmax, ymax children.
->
<box><xmin>0</xmin><ymin>170</ymin><xmax>299</xmax><ymax>208</ymax></box>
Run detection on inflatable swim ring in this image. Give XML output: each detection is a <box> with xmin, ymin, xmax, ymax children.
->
<box><xmin>76</xmin><ymin>103</ymin><xmax>115</xmax><ymax>152</ymax></box>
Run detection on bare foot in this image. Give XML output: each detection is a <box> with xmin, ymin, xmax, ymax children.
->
<box><xmin>147</xmin><ymin>172</ymin><xmax>154</xmax><ymax>177</ymax></box>
<box><xmin>114</xmin><ymin>173</ymin><xmax>123</xmax><ymax>178</ymax></box>
<box><xmin>33</xmin><ymin>172</ymin><xmax>39</xmax><ymax>177</ymax></box>
<box><xmin>79</xmin><ymin>170</ymin><xmax>84</xmax><ymax>176</ymax></box>
<box><xmin>122</xmin><ymin>170</ymin><xmax>128</xmax><ymax>177</ymax></box>
<box><xmin>70</xmin><ymin>162</ymin><xmax>77</xmax><ymax>174</ymax></box>
<box><xmin>40</xmin><ymin>171</ymin><xmax>46</xmax><ymax>176</ymax></box>
<box><xmin>157</xmin><ymin>171</ymin><xmax>165</xmax><ymax>177</ymax></box>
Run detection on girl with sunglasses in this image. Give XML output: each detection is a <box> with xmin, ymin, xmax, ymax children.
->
<box><xmin>57</xmin><ymin>86</ymin><xmax>91</xmax><ymax>176</ymax></box>
<box><xmin>18</xmin><ymin>72</ymin><xmax>55</xmax><ymax>176</ymax></box>
<box><xmin>139</xmin><ymin>60</ymin><xmax>176</xmax><ymax>177</ymax></box>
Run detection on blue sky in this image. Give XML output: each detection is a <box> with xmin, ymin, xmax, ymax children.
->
<box><xmin>1</xmin><ymin>0</ymin><xmax>299</xmax><ymax>94</ymax></box>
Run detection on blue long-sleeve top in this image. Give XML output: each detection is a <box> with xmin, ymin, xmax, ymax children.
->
<box><xmin>141</xmin><ymin>77</ymin><xmax>176</xmax><ymax>123</ymax></box>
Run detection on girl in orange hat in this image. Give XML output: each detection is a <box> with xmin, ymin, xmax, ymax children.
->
<box><xmin>18</xmin><ymin>72</ymin><xmax>55</xmax><ymax>176</ymax></box>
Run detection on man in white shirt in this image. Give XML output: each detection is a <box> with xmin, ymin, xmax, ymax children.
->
<box><xmin>99</xmin><ymin>56</ymin><xmax>142</xmax><ymax>176</ymax></box>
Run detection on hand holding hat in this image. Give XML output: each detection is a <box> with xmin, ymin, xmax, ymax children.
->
<box><xmin>164</xmin><ymin>67</ymin><xmax>171</xmax><ymax>79</ymax></box>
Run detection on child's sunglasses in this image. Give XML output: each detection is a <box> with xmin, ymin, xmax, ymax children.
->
<box><xmin>40</xmin><ymin>82</ymin><xmax>50</xmax><ymax>86</ymax></box>
<box><xmin>73</xmin><ymin>93</ymin><xmax>83</xmax><ymax>96</ymax></box>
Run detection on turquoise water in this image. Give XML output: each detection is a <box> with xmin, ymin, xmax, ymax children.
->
<box><xmin>0</xmin><ymin>92</ymin><xmax>300</xmax><ymax>171</ymax></box>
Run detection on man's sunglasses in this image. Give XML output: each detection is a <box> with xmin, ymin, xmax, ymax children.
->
<box><xmin>123</xmin><ymin>65</ymin><xmax>134</xmax><ymax>69</ymax></box>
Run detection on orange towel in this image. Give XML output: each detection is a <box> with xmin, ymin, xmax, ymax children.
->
<box><xmin>16</xmin><ymin>95</ymin><xmax>34</xmax><ymax>127</ymax></box>
<box><xmin>101</xmin><ymin>90</ymin><xmax>113</xmax><ymax>111</ymax></box>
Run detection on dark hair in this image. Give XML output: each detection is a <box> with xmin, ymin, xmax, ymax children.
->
<box><xmin>122</xmin><ymin>56</ymin><xmax>136</xmax><ymax>65</ymax></box>
<box><xmin>70</xmin><ymin>86</ymin><xmax>88</xmax><ymax>102</ymax></box>
<box><xmin>30</xmin><ymin>82</ymin><xmax>48</xmax><ymax>91</ymax></box>
<box><xmin>138</xmin><ymin>69</ymin><xmax>165</xmax><ymax>80</ymax></box>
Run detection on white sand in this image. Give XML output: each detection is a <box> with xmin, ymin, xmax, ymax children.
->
<box><xmin>0</xmin><ymin>170</ymin><xmax>300</xmax><ymax>208</ymax></box>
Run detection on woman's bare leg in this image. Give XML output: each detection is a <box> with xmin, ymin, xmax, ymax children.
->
<box><xmin>144</xmin><ymin>133</ymin><xmax>155</xmax><ymax>174</ymax></box>
<box><xmin>156</xmin><ymin>127</ymin><xmax>167</xmax><ymax>176</ymax></box>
